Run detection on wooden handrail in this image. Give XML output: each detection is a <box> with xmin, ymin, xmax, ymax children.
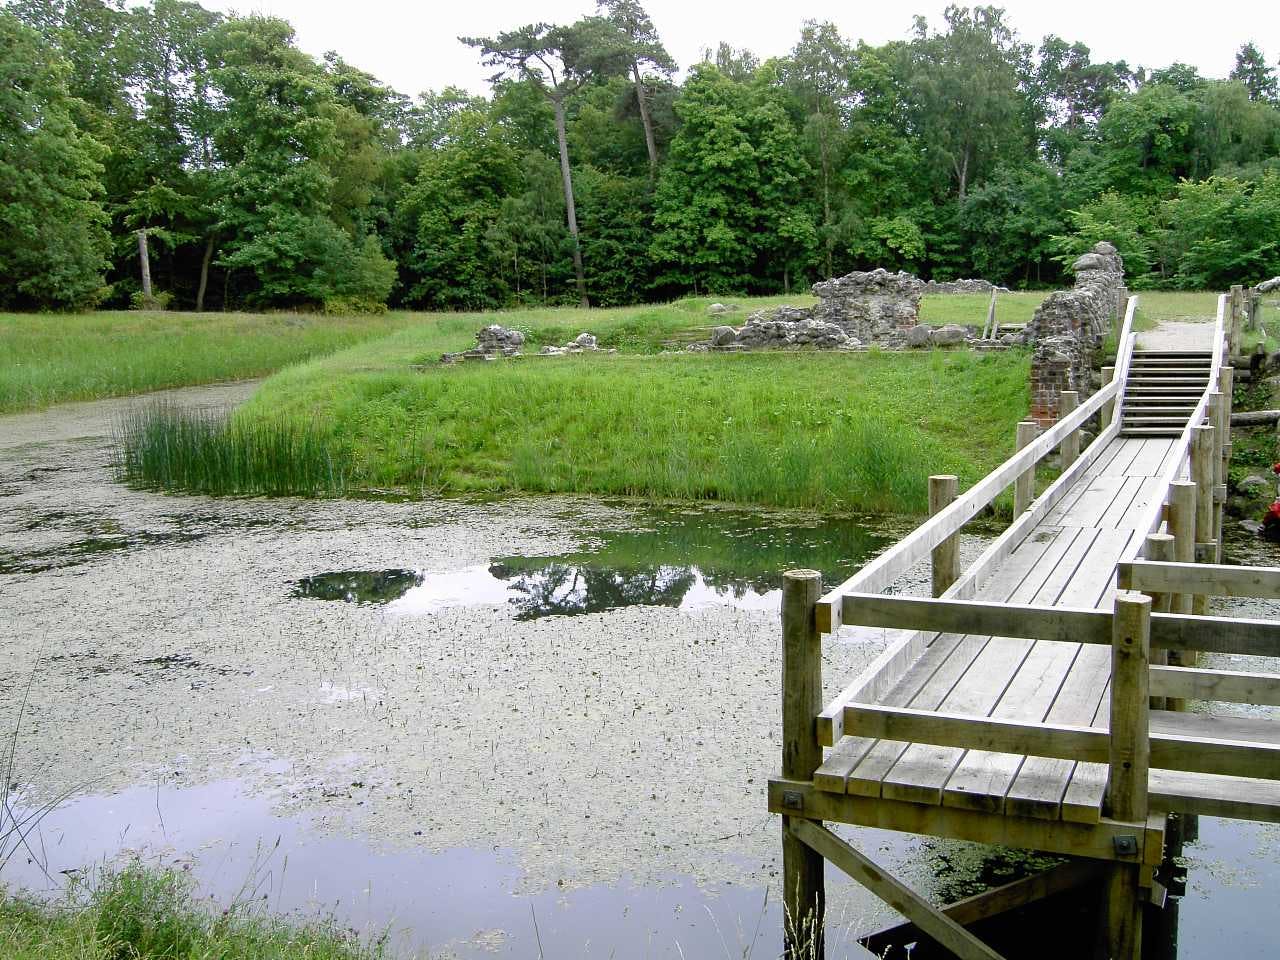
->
<box><xmin>816</xmin><ymin>296</ymin><xmax>1140</xmax><ymax>632</ymax></box>
<box><xmin>828</xmin><ymin>592</ymin><xmax>1280</xmax><ymax>657</ymax></box>
<box><xmin>1125</xmin><ymin>294</ymin><xmax>1228</xmax><ymax>561</ymax></box>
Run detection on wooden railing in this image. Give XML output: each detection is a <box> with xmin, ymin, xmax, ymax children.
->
<box><xmin>815</xmin><ymin>296</ymin><xmax>1140</xmax><ymax>635</ymax></box>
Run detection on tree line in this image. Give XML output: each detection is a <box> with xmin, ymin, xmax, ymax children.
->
<box><xmin>2</xmin><ymin>0</ymin><xmax>1279</xmax><ymax>313</ymax></box>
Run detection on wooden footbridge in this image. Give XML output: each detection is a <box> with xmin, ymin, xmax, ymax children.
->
<box><xmin>772</xmin><ymin>295</ymin><xmax>1280</xmax><ymax>959</ymax></box>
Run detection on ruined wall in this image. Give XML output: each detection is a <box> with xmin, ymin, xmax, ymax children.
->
<box><xmin>1026</xmin><ymin>242</ymin><xmax>1127</xmax><ymax>425</ymax></box>
<box><xmin>811</xmin><ymin>268</ymin><xmax>925</xmax><ymax>339</ymax></box>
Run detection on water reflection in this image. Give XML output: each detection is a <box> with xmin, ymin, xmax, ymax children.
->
<box><xmin>289</xmin><ymin>506</ymin><xmax>894</xmax><ymax>619</ymax></box>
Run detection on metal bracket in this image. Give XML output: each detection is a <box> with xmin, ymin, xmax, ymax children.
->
<box><xmin>782</xmin><ymin>790</ymin><xmax>805</xmax><ymax>811</ymax></box>
<box><xmin>1113</xmin><ymin>834</ymin><xmax>1139</xmax><ymax>857</ymax></box>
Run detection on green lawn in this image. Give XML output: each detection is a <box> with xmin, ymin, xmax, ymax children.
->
<box><xmin>1</xmin><ymin>294</ymin><xmax>1047</xmax><ymax>415</ymax></box>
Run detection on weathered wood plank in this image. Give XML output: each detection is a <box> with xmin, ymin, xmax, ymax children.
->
<box><xmin>1149</xmin><ymin>664</ymin><xmax>1280</xmax><ymax>706</ymax></box>
<box><xmin>1149</xmin><ymin>769</ymin><xmax>1280</xmax><ymax>822</ymax></box>
<box><xmin>815</xmin><ymin>375</ymin><xmax>1123</xmax><ymax>629</ymax></box>
<box><xmin>768</xmin><ymin>779</ymin><xmax>1154</xmax><ymax>863</ymax></box>
<box><xmin>1118</xmin><ymin>560</ymin><xmax>1280</xmax><ymax>600</ymax></box>
<box><xmin>857</xmin><ymin>860</ymin><xmax>1106</xmax><ymax>956</ymax></box>
<box><xmin>855</xmin><ymin>530</ymin><xmax>1088</xmax><ymax>801</ymax></box>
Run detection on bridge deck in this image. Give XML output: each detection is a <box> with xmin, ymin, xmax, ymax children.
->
<box><xmin>814</xmin><ymin>432</ymin><xmax>1190</xmax><ymax>821</ymax></box>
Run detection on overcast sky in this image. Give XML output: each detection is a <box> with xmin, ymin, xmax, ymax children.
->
<box><xmin>202</xmin><ymin>0</ymin><xmax>1279</xmax><ymax>100</ymax></box>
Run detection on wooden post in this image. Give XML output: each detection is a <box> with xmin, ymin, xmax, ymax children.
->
<box><xmin>1217</xmin><ymin>369</ymin><xmax>1234</xmax><ymax>562</ymax></box>
<box><xmin>1100</xmin><ymin>366</ymin><xmax>1116</xmax><ymax>429</ymax></box>
<box><xmin>1014</xmin><ymin>421</ymin><xmax>1038</xmax><ymax>515</ymax></box>
<box><xmin>1107</xmin><ymin>591</ymin><xmax>1151</xmax><ymax>960</ymax></box>
<box><xmin>137</xmin><ymin>228</ymin><xmax>153</xmax><ymax>304</ymax></box>
<box><xmin>1167</xmin><ymin>480</ymin><xmax>1197</xmax><ymax>618</ymax></box>
<box><xmin>930</xmin><ymin>475</ymin><xmax>960</xmax><ymax>598</ymax></box>
<box><xmin>1208</xmin><ymin>391</ymin><xmax>1225</xmax><ymax>550</ymax></box>
<box><xmin>985</xmin><ymin>289</ymin><xmax>998</xmax><ymax>339</ymax></box>
<box><xmin>782</xmin><ymin>569</ymin><xmax>825</xmax><ymax>959</ymax></box>
<box><xmin>1247</xmin><ymin>292</ymin><xmax>1262</xmax><ymax>332</ymax></box>
<box><xmin>1230</xmin><ymin>285</ymin><xmax>1244</xmax><ymax>356</ymax></box>
<box><xmin>1143</xmin><ymin>534</ymin><xmax>1175</xmax><ymax>711</ymax></box>
<box><xmin>1059</xmin><ymin>390</ymin><xmax>1080</xmax><ymax>468</ymax></box>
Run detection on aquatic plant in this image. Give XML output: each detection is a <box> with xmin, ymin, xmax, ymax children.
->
<box><xmin>114</xmin><ymin>404</ymin><xmax>350</xmax><ymax>497</ymax></box>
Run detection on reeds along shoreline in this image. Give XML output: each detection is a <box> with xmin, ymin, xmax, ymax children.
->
<box><xmin>114</xmin><ymin>404</ymin><xmax>350</xmax><ymax>497</ymax></box>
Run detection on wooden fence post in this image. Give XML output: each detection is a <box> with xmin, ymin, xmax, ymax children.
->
<box><xmin>1100</xmin><ymin>367</ymin><xmax>1116</xmax><ymax>430</ymax></box>
<box><xmin>1230</xmin><ymin>285</ymin><xmax>1244</xmax><ymax>357</ymax></box>
<box><xmin>782</xmin><ymin>569</ymin><xmax>825</xmax><ymax>960</ymax></box>
<box><xmin>1217</xmin><ymin>368</ymin><xmax>1234</xmax><ymax>562</ymax></box>
<box><xmin>1059</xmin><ymin>390</ymin><xmax>1080</xmax><ymax>468</ymax></box>
<box><xmin>985</xmin><ymin>289</ymin><xmax>998</xmax><ymax>339</ymax></box>
<box><xmin>930</xmin><ymin>475</ymin><xmax>960</xmax><ymax>598</ymax></box>
<box><xmin>1167</xmin><ymin>478</ymin><xmax>1198</xmax><ymax>639</ymax></box>
<box><xmin>1014</xmin><ymin>421</ymin><xmax>1038</xmax><ymax>515</ymax></box>
<box><xmin>1191</xmin><ymin>423</ymin><xmax>1216</xmax><ymax>624</ymax></box>
<box><xmin>1107</xmin><ymin>590</ymin><xmax>1151</xmax><ymax>960</ymax></box>
<box><xmin>1143</xmin><ymin>534</ymin><xmax>1175</xmax><ymax>711</ymax></box>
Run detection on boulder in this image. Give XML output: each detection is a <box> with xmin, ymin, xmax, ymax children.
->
<box><xmin>905</xmin><ymin>324</ymin><xmax>933</xmax><ymax>348</ymax></box>
<box><xmin>711</xmin><ymin>325</ymin><xmax>738</xmax><ymax>347</ymax></box>
<box><xmin>571</xmin><ymin>332</ymin><xmax>598</xmax><ymax>350</ymax></box>
<box><xmin>707</xmin><ymin>302</ymin><xmax>729</xmax><ymax>315</ymax></box>
<box><xmin>1255</xmin><ymin>277</ymin><xmax>1280</xmax><ymax>294</ymax></box>
<box><xmin>931</xmin><ymin>324</ymin><xmax>968</xmax><ymax>346</ymax></box>
<box><xmin>1238</xmin><ymin>475</ymin><xmax>1271</xmax><ymax>494</ymax></box>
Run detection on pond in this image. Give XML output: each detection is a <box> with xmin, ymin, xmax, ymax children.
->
<box><xmin>2</xmin><ymin>382</ymin><xmax>1277</xmax><ymax>958</ymax></box>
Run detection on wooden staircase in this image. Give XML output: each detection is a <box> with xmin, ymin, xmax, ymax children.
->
<box><xmin>1121</xmin><ymin>350</ymin><xmax>1214</xmax><ymax>436</ymax></box>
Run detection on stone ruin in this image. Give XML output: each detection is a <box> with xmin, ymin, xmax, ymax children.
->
<box><xmin>440</xmin><ymin>325</ymin><xmax>610</xmax><ymax>363</ymax></box>
<box><xmin>688</xmin><ymin>268</ymin><xmax>984</xmax><ymax>352</ymax></box>
<box><xmin>922</xmin><ymin>278</ymin><xmax>1009</xmax><ymax>295</ymax></box>
<box><xmin>1025</xmin><ymin>242</ymin><xmax>1128</xmax><ymax>425</ymax></box>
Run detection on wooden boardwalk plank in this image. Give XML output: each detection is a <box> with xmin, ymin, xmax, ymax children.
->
<box><xmin>843</xmin><ymin>530</ymin><xmax>1085</xmax><ymax>798</ymax></box>
<box><xmin>1004</xmin><ymin>530</ymin><xmax>1137</xmax><ymax>820</ymax></box>
<box><xmin>879</xmin><ymin>530</ymin><xmax>1097</xmax><ymax>805</ymax></box>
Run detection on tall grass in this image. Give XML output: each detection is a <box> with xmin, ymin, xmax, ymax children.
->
<box><xmin>115</xmin><ymin>404</ymin><xmax>350</xmax><ymax>497</ymax></box>
<box><xmin>1</xmin><ymin>863</ymin><xmax>387</xmax><ymax>960</ymax></box>
<box><xmin>168</xmin><ymin>349</ymin><xmax>1032</xmax><ymax>514</ymax></box>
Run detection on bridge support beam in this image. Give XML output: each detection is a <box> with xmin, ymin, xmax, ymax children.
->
<box><xmin>1107</xmin><ymin>591</ymin><xmax>1152</xmax><ymax>960</ymax></box>
<box><xmin>781</xmin><ymin>569</ymin><xmax>824</xmax><ymax>959</ymax></box>
<box><xmin>930</xmin><ymin>474</ymin><xmax>960</xmax><ymax>597</ymax></box>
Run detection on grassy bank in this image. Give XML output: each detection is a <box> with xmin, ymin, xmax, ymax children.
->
<box><xmin>3</xmin><ymin>293</ymin><xmax>1038</xmax><ymax>414</ymax></box>
<box><xmin>1</xmin><ymin>865</ymin><xmax>384</xmax><ymax>960</ymax></box>
<box><xmin>121</xmin><ymin>342</ymin><xmax>1031</xmax><ymax>513</ymax></box>
<box><xmin>0</xmin><ymin>310</ymin><xmax>424</xmax><ymax>414</ymax></box>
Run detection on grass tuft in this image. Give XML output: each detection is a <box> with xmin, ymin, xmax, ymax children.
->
<box><xmin>115</xmin><ymin>404</ymin><xmax>350</xmax><ymax>497</ymax></box>
<box><xmin>1</xmin><ymin>863</ymin><xmax>387</xmax><ymax>959</ymax></box>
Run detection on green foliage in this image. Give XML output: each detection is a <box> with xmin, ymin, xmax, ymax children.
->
<box><xmin>0</xmin><ymin>862</ymin><xmax>383</xmax><ymax>959</ymax></box>
<box><xmin>650</xmin><ymin>66</ymin><xmax>814</xmax><ymax>294</ymax></box>
<box><xmin>4</xmin><ymin>2</ymin><xmax>1280</xmax><ymax>312</ymax></box>
<box><xmin>0</xmin><ymin>11</ymin><xmax>111</xmax><ymax>309</ymax></box>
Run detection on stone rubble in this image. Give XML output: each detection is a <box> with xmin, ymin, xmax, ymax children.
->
<box><xmin>686</xmin><ymin>268</ymin><xmax>995</xmax><ymax>352</ymax></box>
<box><xmin>922</xmin><ymin>278</ymin><xmax>1009</xmax><ymax>295</ymax></box>
<box><xmin>441</xmin><ymin>325</ymin><xmax>611</xmax><ymax>363</ymax></box>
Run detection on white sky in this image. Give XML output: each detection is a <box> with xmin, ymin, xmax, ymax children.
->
<box><xmin>203</xmin><ymin>1</ymin><xmax>1279</xmax><ymax>99</ymax></box>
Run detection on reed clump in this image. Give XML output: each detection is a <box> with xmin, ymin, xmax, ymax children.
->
<box><xmin>115</xmin><ymin>403</ymin><xmax>350</xmax><ymax>497</ymax></box>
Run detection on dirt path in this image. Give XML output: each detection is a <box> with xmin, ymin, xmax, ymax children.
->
<box><xmin>1136</xmin><ymin>318</ymin><xmax>1215</xmax><ymax>352</ymax></box>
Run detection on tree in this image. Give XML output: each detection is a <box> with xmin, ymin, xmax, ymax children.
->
<box><xmin>905</xmin><ymin>6</ymin><xmax>1035</xmax><ymax>200</ymax></box>
<box><xmin>650</xmin><ymin>66</ymin><xmax>813</xmax><ymax>294</ymax></box>
<box><xmin>782</xmin><ymin>21</ymin><xmax>855</xmax><ymax>277</ymax></box>
<box><xmin>463</xmin><ymin>19</ymin><xmax>629</xmax><ymax>307</ymax></box>
<box><xmin>0</xmin><ymin>11</ymin><xmax>110</xmax><ymax>309</ymax></box>
<box><xmin>596</xmin><ymin>0</ymin><xmax>675</xmax><ymax>177</ymax></box>
<box><xmin>1230</xmin><ymin>42</ymin><xmax>1278</xmax><ymax>104</ymax></box>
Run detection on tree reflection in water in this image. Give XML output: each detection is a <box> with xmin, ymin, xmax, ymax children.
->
<box><xmin>488</xmin><ymin>561</ymin><xmax>698</xmax><ymax>619</ymax></box>
<box><xmin>292</xmin><ymin>569</ymin><xmax>423</xmax><ymax>604</ymax></box>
